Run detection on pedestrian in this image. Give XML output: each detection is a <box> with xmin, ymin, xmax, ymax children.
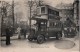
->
<box><xmin>20</xmin><ymin>28</ymin><xmax>26</xmax><ymax>39</ymax></box>
<box><xmin>10</xmin><ymin>26</ymin><xmax>13</xmax><ymax>37</ymax></box>
<box><xmin>23</xmin><ymin>29</ymin><xmax>27</xmax><ymax>39</ymax></box>
<box><xmin>17</xmin><ymin>27</ymin><xmax>21</xmax><ymax>39</ymax></box>
<box><xmin>5</xmin><ymin>27</ymin><xmax>11</xmax><ymax>45</ymax></box>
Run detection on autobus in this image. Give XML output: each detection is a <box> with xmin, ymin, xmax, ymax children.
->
<box><xmin>28</xmin><ymin>5</ymin><xmax>63</xmax><ymax>44</ymax></box>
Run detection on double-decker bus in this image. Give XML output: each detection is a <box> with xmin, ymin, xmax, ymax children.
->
<box><xmin>28</xmin><ymin>5</ymin><xmax>63</xmax><ymax>44</ymax></box>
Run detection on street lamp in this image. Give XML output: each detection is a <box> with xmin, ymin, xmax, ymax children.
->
<box><xmin>28</xmin><ymin>0</ymin><xmax>33</xmax><ymax>35</ymax></box>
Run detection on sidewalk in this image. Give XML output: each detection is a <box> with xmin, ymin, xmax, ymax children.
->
<box><xmin>1</xmin><ymin>36</ymin><xmax>18</xmax><ymax>41</ymax></box>
<box><xmin>0</xmin><ymin>34</ymin><xmax>28</xmax><ymax>41</ymax></box>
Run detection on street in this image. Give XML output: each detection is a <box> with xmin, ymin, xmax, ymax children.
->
<box><xmin>0</xmin><ymin>0</ymin><xmax>79</xmax><ymax>52</ymax></box>
<box><xmin>0</xmin><ymin>36</ymin><xmax>79</xmax><ymax>52</ymax></box>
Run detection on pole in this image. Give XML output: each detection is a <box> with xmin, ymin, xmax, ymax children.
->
<box><xmin>12</xmin><ymin>0</ymin><xmax>14</xmax><ymax>33</ymax></box>
<box><xmin>0</xmin><ymin>1</ymin><xmax>2</xmax><ymax>36</ymax></box>
<box><xmin>29</xmin><ymin>0</ymin><xmax>32</xmax><ymax>35</ymax></box>
<box><xmin>39</xmin><ymin>0</ymin><xmax>40</xmax><ymax>6</ymax></box>
<box><xmin>1</xmin><ymin>9</ymin><xmax>3</xmax><ymax>36</ymax></box>
<box><xmin>1</xmin><ymin>1</ymin><xmax>4</xmax><ymax>36</ymax></box>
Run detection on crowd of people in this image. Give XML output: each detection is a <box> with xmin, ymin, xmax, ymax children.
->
<box><xmin>17</xmin><ymin>27</ymin><xmax>27</xmax><ymax>39</ymax></box>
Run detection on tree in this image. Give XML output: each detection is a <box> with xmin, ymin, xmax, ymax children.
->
<box><xmin>25</xmin><ymin>0</ymin><xmax>44</xmax><ymax>34</ymax></box>
<box><xmin>0</xmin><ymin>0</ymin><xmax>17</xmax><ymax>35</ymax></box>
<box><xmin>1</xmin><ymin>1</ymin><xmax>9</xmax><ymax>35</ymax></box>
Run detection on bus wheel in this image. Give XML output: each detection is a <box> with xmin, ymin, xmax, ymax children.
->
<box><xmin>37</xmin><ymin>35</ymin><xmax>45</xmax><ymax>44</ymax></box>
<box><xmin>56</xmin><ymin>33</ymin><xmax>62</xmax><ymax>40</ymax></box>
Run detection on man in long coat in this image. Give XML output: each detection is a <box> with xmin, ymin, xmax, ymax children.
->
<box><xmin>6</xmin><ymin>27</ymin><xmax>11</xmax><ymax>45</ymax></box>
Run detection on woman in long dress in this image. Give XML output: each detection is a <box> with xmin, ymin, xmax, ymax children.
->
<box><xmin>17</xmin><ymin>27</ymin><xmax>21</xmax><ymax>39</ymax></box>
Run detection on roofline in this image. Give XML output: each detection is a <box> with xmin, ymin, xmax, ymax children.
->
<box><xmin>38</xmin><ymin>5</ymin><xmax>59</xmax><ymax>12</ymax></box>
<box><xmin>47</xmin><ymin>5</ymin><xmax>59</xmax><ymax>11</ymax></box>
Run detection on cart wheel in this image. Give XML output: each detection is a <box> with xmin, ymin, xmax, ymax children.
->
<box><xmin>37</xmin><ymin>35</ymin><xmax>45</xmax><ymax>44</ymax></box>
<box><xmin>56</xmin><ymin>33</ymin><xmax>62</xmax><ymax>40</ymax></box>
<box><xmin>28</xmin><ymin>35</ymin><xmax>33</xmax><ymax>41</ymax></box>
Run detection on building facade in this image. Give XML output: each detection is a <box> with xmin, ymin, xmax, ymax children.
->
<box><xmin>56</xmin><ymin>3</ymin><xmax>76</xmax><ymax>37</ymax></box>
<box><xmin>73</xmin><ymin>0</ymin><xmax>79</xmax><ymax>30</ymax></box>
<box><xmin>56</xmin><ymin>3</ymin><xmax>74</xmax><ymax>23</ymax></box>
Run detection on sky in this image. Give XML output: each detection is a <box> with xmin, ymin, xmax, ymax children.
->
<box><xmin>0</xmin><ymin>0</ymin><xmax>74</xmax><ymax>21</ymax></box>
<box><xmin>43</xmin><ymin>0</ymin><xmax>74</xmax><ymax>7</ymax></box>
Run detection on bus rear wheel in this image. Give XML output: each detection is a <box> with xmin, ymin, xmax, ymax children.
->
<box><xmin>56</xmin><ymin>33</ymin><xmax>62</xmax><ymax>40</ymax></box>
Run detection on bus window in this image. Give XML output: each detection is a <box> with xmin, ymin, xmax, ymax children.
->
<box><xmin>41</xmin><ymin>7</ymin><xmax>45</xmax><ymax>14</ymax></box>
<box><xmin>49</xmin><ymin>22</ymin><xmax>61</xmax><ymax>27</ymax></box>
<box><xmin>37</xmin><ymin>7</ymin><xmax>40</xmax><ymax>15</ymax></box>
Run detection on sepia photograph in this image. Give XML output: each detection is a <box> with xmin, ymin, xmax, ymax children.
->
<box><xmin>0</xmin><ymin>0</ymin><xmax>80</xmax><ymax>52</ymax></box>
